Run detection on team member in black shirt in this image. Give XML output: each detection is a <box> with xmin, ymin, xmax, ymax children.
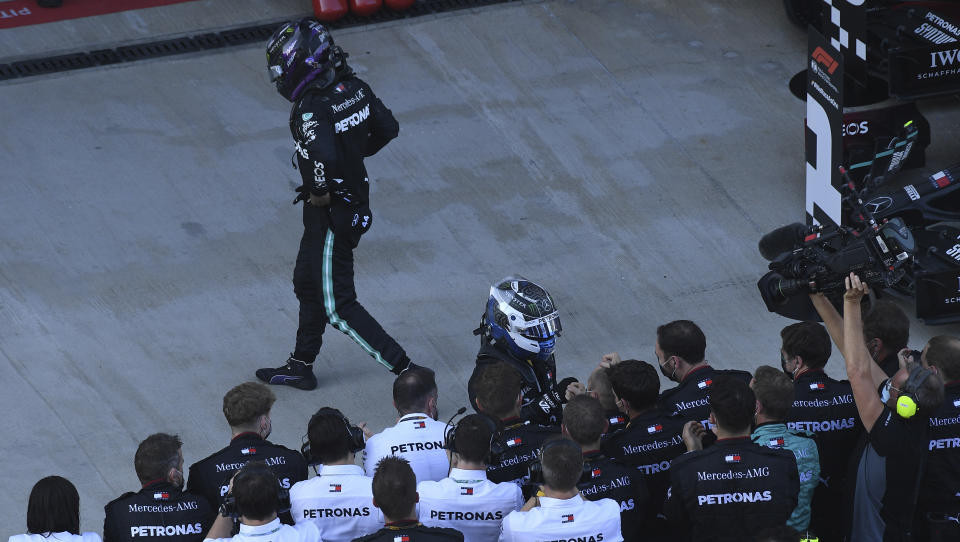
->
<box><xmin>653</xmin><ymin>320</ymin><xmax>752</xmax><ymax>424</ymax></box>
<box><xmin>862</xmin><ymin>300</ymin><xmax>912</xmax><ymax>377</ymax></box>
<box><xmin>587</xmin><ymin>365</ymin><xmax>629</xmax><ymax>436</ymax></box>
<box><xmin>664</xmin><ymin>376</ymin><xmax>800</xmax><ymax>542</ymax></box>
<box><xmin>104</xmin><ymin>433</ymin><xmax>212</xmax><ymax>542</ymax></box>
<box><xmin>355</xmin><ymin>457</ymin><xmax>463</xmax><ymax>542</ymax></box>
<box><xmin>471</xmin><ymin>361</ymin><xmax>558</xmax><ymax>487</ymax></box>
<box><xmin>816</xmin><ymin>275</ymin><xmax>945</xmax><ymax>541</ymax></box>
<box><xmin>779</xmin><ymin>321</ymin><xmax>862</xmax><ymax>541</ymax></box>
<box><xmin>187</xmin><ymin>383</ymin><xmax>307</xmax><ymax>524</ymax></box>
<box><xmin>600</xmin><ymin>359</ymin><xmax>686</xmax><ymax>540</ymax></box>
<box><xmin>562</xmin><ymin>395</ymin><xmax>648</xmax><ymax>542</ymax></box>
<box><xmin>914</xmin><ymin>335</ymin><xmax>960</xmax><ymax>542</ymax></box>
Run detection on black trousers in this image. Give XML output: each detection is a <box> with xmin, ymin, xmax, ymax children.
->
<box><xmin>292</xmin><ymin>203</ymin><xmax>408</xmax><ymax>373</ymax></box>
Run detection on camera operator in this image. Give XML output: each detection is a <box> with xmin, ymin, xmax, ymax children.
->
<box><xmin>749</xmin><ymin>367</ymin><xmax>819</xmax><ymax>534</ymax></box>
<box><xmin>664</xmin><ymin>376</ymin><xmax>800</xmax><ymax>541</ymax></box>
<box><xmin>468</xmin><ymin>276</ymin><xmax>581</xmax><ymax>426</ymax></box>
<box><xmin>912</xmin><ymin>335</ymin><xmax>960</xmax><ymax>542</ymax></box>
<box><xmin>816</xmin><ymin>273</ymin><xmax>945</xmax><ymax>541</ymax></box>
<box><xmin>104</xmin><ymin>433</ymin><xmax>213</xmax><ymax>542</ymax></box>
<box><xmin>653</xmin><ymin>320</ymin><xmax>751</xmax><ymax>424</ymax></box>
<box><xmin>291</xmin><ymin>408</ymin><xmax>380</xmax><ymax>541</ymax></box>
<box><xmin>499</xmin><ymin>438</ymin><xmax>622</xmax><ymax>542</ymax></box>
<box><xmin>417</xmin><ymin>414</ymin><xmax>523</xmax><ymax>541</ymax></box>
<box><xmin>599</xmin><ymin>359</ymin><xmax>686</xmax><ymax>539</ymax></box>
<box><xmin>863</xmin><ymin>300</ymin><xmax>911</xmax><ymax>377</ymax></box>
<box><xmin>187</xmin><ymin>383</ymin><xmax>307</xmax><ymax>523</ymax></box>
<box><xmin>587</xmin><ymin>365</ymin><xmax>628</xmax><ymax>436</ymax></box>
<box><xmin>203</xmin><ymin>462</ymin><xmax>319</xmax><ymax>542</ymax></box>
<box><xmin>472</xmin><ymin>361</ymin><xmax>558</xmax><ymax>486</ymax></box>
<box><xmin>354</xmin><ymin>456</ymin><xmax>463</xmax><ymax>541</ymax></box>
<box><xmin>779</xmin><ymin>320</ymin><xmax>861</xmax><ymax>541</ymax></box>
<box><xmin>563</xmin><ymin>395</ymin><xmax>649</xmax><ymax>542</ymax></box>
<box><xmin>363</xmin><ymin>366</ymin><xmax>449</xmax><ymax>482</ymax></box>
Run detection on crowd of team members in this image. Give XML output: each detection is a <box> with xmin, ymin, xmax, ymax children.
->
<box><xmin>10</xmin><ymin>277</ymin><xmax>960</xmax><ymax>542</ymax></box>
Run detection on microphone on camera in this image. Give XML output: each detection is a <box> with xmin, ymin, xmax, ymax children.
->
<box><xmin>759</xmin><ymin>223</ymin><xmax>812</xmax><ymax>261</ymax></box>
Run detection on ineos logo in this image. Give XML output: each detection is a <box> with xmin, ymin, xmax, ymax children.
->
<box><xmin>843</xmin><ymin>121</ymin><xmax>869</xmax><ymax>136</ymax></box>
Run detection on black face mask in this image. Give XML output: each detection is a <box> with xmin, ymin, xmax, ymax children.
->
<box><xmin>781</xmin><ymin>357</ymin><xmax>793</xmax><ymax>380</ymax></box>
<box><xmin>659</xmin><ymin>357</ymin><xmax>678</xmax><ymax>380</ymax></box>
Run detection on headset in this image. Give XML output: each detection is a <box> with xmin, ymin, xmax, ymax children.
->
<box><xmin>301</xmin><ymin>408</ymin><xmax>366</xmax><ymax>466</ymax></box>
<box><xmin>895</xmin><ymin>363</ymin><xmax>934</xmax><ymax>419</ymax></box>
<box><xmin>526</xmin><ymin>438</ymin><xmax>591</xmax><ymax>487</ymax></box>
<box><xmin>219</xmin><ymin>461</ymin><xmax>291</xmax><ymax>519</ymax></box>
<box><xmin>443</xmin><ymin>408</ymin><xmax>506</xmax><ymax>464</ymax></box>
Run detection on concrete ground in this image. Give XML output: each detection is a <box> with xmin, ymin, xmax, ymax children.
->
<box><xmin>1</xmin><ymin>0</ymin><xmax>958</xmax><ymax>535</ymax></box>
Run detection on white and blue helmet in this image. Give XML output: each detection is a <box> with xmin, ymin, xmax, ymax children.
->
<box><xmin>485</xmin><ymin>276</ymin><xmax>562</xmax><ymax>361</ymax></box>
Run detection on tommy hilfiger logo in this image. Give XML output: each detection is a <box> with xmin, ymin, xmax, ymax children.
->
<box><xmin>460</xmin><ymin>487</ymin><xmax>474</xmax><ymax>496</ymax></box>
<box><xmin>768</xmin><ymin>438</ymin><xmax>785</xmax><ymax>448</ymax></box>
<box><xmin>240</xmin><ymin>447</ymin><xmax>257</xmax><ymax>455</ymax></box>
<box><xmin>609</xmin><ymin>415</ymin><xmax>626</xmax><ymax>425</ymax></box>
<box><xmin>953</xmin><ymin>399</ymin><xmax>960</xmax><ymax>408</ymax></box>
<box><xmin>506</xmin><ymin>437</ymin><xmax>522</xmax><ymax>447</ymax></box>
<box><xmin>414</xmin><ymin>421</ymin><xmax>426</xmax><ymax>429</ymax></box>
<box><xmin>697</xmin><ymin>379</ymin><xmax>713</xmax><ymax>390</ymax></box>
<box><xmin>329</xmin><ymin>484</ymin><xmax>342</xmax><ymax>493</ymax></box>
<box><xmin>724</xmin><ymin>454</ymin><xmax>742</xmax><ymax>463</ymax></box>
<box><xmin>393</xmin><ymin>536</ymin><xmax>410</xmax><ymax>542</ymax></box>
<box><xmin>647</xmin><ymin>424</ymin><xmax>663</xmax><ymax>434</ymax></box>
<box><xmin>591</xmin><ymin>468</ymin><xmax>602</xmax><ymax>479</ymax></box>
<box><xmin>153</xmin><ymin>492</ymin><xmax>170</xmax><ymax>501</ymax></box>
<box><xmin>562</xmin><ymin>514</ymin><xmax>574</xmax><ymax>523</ymax></box>
<box><xmin>809</xmin><ymin>382</ymin><xmax>826</xmax><ymax>391</ymax></box>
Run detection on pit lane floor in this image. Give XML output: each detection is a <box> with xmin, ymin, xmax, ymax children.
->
<box><xmin>1</xmin><ymin>0</ymin><xmax>959</xmax><ymax>533</ymax></box>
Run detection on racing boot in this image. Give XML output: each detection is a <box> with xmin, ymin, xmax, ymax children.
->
<box><xmin>256</xmin><ymin>354</ymin><xmax>317</xmax><ymax>391</ymax></box>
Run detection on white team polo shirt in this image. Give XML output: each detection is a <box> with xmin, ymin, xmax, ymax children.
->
<box><xmin>499</xmin><ymin>495</ymin><xmax>623</xmax><ymax>542</ymax></box>
<box><xmin>204</xmin><ymin>518</ymin><xmax>319</xmax><ymax>542</ymax></box>
<box><xmin>10</xmin><ymin>533</ymin><xmax>100</xmax><ymax>542</ymax></box>
<box><xmin>363</xmin><ymin>413</ymin><xmax>450</xmax><ymax>482</ymax></box>
<box><xmin>418</xmin><ymin>467</ymin><xmax>524</xmax><ymax>542</ymax></box>
<box><xmin>289</xmin><ymin>464</ymin><xmax>381</xmax><ymax>542</ymax></box>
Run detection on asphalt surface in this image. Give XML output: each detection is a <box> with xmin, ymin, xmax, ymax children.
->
<box><xmin>1</xmin><ymin>0</ymin><xmax>958</xmax><ymax>535</ymax></box>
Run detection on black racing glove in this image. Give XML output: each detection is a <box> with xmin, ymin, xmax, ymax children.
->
<box><xmin>556</xmin><ymin>377</ymin><xmax>579</xmax><ymax>404</ymax></box>
<box><xmin>292</xmin><ymin>185</ymin><xmax>309</xmax><ymax>205</ymax></box>
<box><xmin>537</xmin><ymin>377</ymin><xmax>579</xmax><ymax>416</ymax></box>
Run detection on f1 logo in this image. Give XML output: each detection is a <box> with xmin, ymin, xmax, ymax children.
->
<box><xmin>812</xmin><ymin>47</ymin><xmax>839</xmax><ymax>74</ymax></box>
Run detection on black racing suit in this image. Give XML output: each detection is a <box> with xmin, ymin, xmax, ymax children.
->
<box><xmin>352</xmin><ymin>520</ymin><xmax>464</xmax><ymax>541</ymax></box>
<box><xmin>103</xmin><ymin>482</ymin><xmax>212</xmax><ymax>542</ymax></box>
<box><xmin>468</xmin><ymin>338</ymin><xmax>566</xmax><ymax>426</ymax></box>
<box><xmin>186</xmin><ymin>433</ymin><xmax>308</xmax><ymax>525</ymax></box>
<box><xmin>579</xmin><ymin>450</ymin><xmax>650</xmax><ymax>542</ymax></box>
<box><xmin>288</xmin><ymin>75</ymin><xmax>410</xmax><ymax>374</ymax></box>
<box><xmin>784</xmin><ymin>369</ymin><xmax>862</xmax><ymax>541</ymax></box>
<box><xmin>664</xmin><ymin>436</ymin><xmax>800</xmax><ymax>542</ymax></box>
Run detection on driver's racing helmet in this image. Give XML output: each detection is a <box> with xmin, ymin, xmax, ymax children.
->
<box><xmin>266</xmin><ymin>19</ymin><xmax>341</xmax><ymax>102</ymax></box>
<box><xmin>485</xmin><ymin>276</ymin><xmax>562</xmax><ymax>362</ymax></box>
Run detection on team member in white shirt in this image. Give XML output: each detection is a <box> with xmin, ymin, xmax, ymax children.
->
<box><xmin>290</xmin><ymin>408</ymin><xmax>381</xmax><ymax>541</ymax></box>
<box><xmin>499</xmin><ymin>439</ymin><xmax>622</xmax><ymax>542</ymax></box>
<box><xmin>9</xmin><ymin>476</ymin><xmax>101</xmax><ymax>542</ymax></box>
<box><xmin>418</xmin><ymin>414</ymin><xmax>523</xmax><ymax>541</ymax></box>
<box><xmin>364</xmin><ymin>366</ymin><xmax>449</xmax><ymax>482</ymax></box>
<box><xmin>204</xmin><ymin>462</ymin><xmax>319</xmax><ymax>542</ymax></box>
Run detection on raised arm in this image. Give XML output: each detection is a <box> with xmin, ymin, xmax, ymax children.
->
<box><xmin>841</xmin><ymin>273</ymin><xmax>884</xmax><ymax>432</ymax></box>
<box><xmin>810</xmin><ymin>292</ymin><xmax>888</xmax><ymax>387</ymax></box>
